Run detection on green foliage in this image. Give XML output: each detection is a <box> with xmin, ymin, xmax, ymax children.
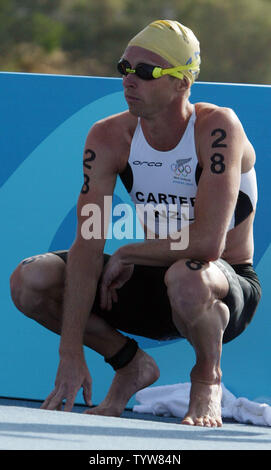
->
<box><xmin>31</xmin><ymin>13</ymin><xmax>65</xmax><ymax>52</ymax></box>
<box><xmin>0</xmin><ymin>0</ymin><xmax>270</xmax><ymax>84</ymax></box>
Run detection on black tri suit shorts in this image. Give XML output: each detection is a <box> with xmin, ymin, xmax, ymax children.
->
<box><xmin>51</xmin><ymin>250</ymin><xmax>262</xmax><ymax>344</ymax></box>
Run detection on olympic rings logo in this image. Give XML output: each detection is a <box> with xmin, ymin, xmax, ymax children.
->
<box><xmin>171</xmin><ymin>158</ymin><xmax>192</xmax><ymax>177</ymax></box>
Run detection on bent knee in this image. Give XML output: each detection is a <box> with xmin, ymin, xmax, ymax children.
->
<box><xmin>164</xmin><ymin>258</ymin><xmax>209</xmax><ymax>289</ymax></box>
<box><xmin>164</xmin><ymin>258</ymin><xmax>212</xmax><ymax>306</ymax></box>
<box><xmin>10</xmin><ymin>253</ymin><xmax>65</xmax><ymax>313</ymax></box>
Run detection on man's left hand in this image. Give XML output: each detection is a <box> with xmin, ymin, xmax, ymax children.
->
<box><xmin>100</xmin><ymin>252</ymin><xmax>134</xmax><ymax>311</ymax></box>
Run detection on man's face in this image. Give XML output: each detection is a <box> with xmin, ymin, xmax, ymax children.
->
<box><xmin>120</xmin><ymin>46</ymin><xmax>178</xmax><ymax>119</ymax></box>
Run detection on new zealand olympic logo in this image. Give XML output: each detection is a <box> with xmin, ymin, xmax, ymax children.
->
<box><xmin>171</xmin><ymin>157</ymin><xmax>192</xmax><ymax>178</ymax></box>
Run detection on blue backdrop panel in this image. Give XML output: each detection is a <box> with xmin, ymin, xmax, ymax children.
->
<box><xmin>0</xmin><ymin>72</ymin><xmax>270</xmax><ymax>406</ymax></box>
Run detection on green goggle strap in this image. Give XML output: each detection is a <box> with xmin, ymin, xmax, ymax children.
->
<box><xmin>126</xmin><ymin>60</ymin><xmax>199</xmax><ymax>80</ymax></box>
<box><xmin>152</xmin><ymin>61</ymin><xmax>199</xmax><ymax>79</ymax></box>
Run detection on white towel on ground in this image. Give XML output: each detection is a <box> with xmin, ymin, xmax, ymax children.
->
<box><xmin>133</xmin><ymin>383</ymin><xmax>271</xmax><ymax>426</ymax></box>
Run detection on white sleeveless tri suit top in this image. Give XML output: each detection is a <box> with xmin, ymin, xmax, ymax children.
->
<box><xmin>120</xmin><ymin>106</ymin><xmax>257</xmax><ymax>235</ymax></box>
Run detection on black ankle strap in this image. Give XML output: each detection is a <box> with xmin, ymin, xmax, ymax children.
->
<box><xmin>104</xmin><ymin>337</ymin><xmax>138</xmax><ymax>370</ymax></box>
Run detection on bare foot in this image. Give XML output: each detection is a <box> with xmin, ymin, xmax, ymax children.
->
<box><xmin>84</xmin><ymin>348</ymin><xmax>160</xmax><ymax>417</ymax></box>
<box><xmin>181</xmin><ymin>381</ymin><xmax>223</xmax><ymax>427</ymax></box>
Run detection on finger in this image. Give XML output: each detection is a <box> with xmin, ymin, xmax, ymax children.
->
<box><xmin>111</xmin><ymin>288</ymin><xmax>118</xmax><ymax>304</ymax></box>
<box><xmin>63</xmin><ymin>393</ymin><xmax>76</xmax><ymax>412</ymax></box>
<box><xmin>45</xmin><ymin>394</ymin><xmax>64</xmax><ymax>411</ymax></box>
<box><xmin>41</xmin><ymin>389</ymin><xmax>57</xmax><ymax>409</ymax></box>
<box><xmin>107</xmin><ymin>290</ymin><xmax>112</xmax><ymax>311</ymax></box>
<box><xmin>100</xmin><ymin>282</ymin><xmax>109</xmax><ymax>310</ymax></box>
<box><xmin>41</xmin><ymin>389</ymin><xmax>64</xmax><ymax>411</ymax></box>
<box><xmin>82</xmin><ymin>382</ymin><xmax>92</xmax><ymax>407</ymax></box>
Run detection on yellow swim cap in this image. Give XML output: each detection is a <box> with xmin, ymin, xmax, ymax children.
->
<box><xmin>128</xmin><ymin>20</ymin><xmax>200</xmax><ymax>84</ymax></box>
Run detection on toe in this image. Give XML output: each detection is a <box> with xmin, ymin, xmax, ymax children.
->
<box><xmin>203</xmin><ymin>416</ymin><xmax>212</xmax><ymax>427</ymax></box>
<box><xmin>194</xmin><ymin>417</ymin><xmax>204</xmax><ymax>427</ymax></box>
<box><xmin>181</xmin><ymin>416</ymin><xmax>194</xmax><ymax>426</ymax></box>
<box><xmin>209</xmin><ymin>417</ymin><xmax>218</xmax><ymax>427</ymax></box>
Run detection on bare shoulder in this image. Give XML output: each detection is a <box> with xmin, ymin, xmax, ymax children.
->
<box><xmin>195</xmin><ymin>102</ymin><xmax>243</xmax><ymax>133</ymax></box>
<box><xmin>194</xmin><ymin>102</ymin><xmax>249</xmax><ymax>166</ymax></box>
<box><xmin>92</xmin><ymin>110</ymin><xmax>137</xmax><ymax>137</ymax></box>
<box><xmin>85</xmin><ymin>111</ymin><xmax>137</xmax><ymax>172</ymax></box>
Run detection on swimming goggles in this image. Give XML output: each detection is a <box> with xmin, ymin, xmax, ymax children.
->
<box><xmin>117</xmin><ymin>58</ymin><xmax>199</xmax><ymax>80</ymax></box>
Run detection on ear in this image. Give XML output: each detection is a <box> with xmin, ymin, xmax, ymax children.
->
<box><xmin>176</xmin><ymin>76</ymin><xmax>190</xmax><ymax>92</ymax></box>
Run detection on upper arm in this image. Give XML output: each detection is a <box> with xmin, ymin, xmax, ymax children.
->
<box><xmin>194</xmin><ymin>108</ymin><xmax>245</xmax><ymax>258</ymax></box>
<box><xmin>74</xmin><ymin>119</ymin><xmax>120</xmax><ymax>253</ymax></box>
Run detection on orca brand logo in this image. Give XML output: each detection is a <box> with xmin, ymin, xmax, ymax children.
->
<box><xmin>133</xmin><ymin>160</ymin><xmax>163</xmax><ymax>167</ymax></box>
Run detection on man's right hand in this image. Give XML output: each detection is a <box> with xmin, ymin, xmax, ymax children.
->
<box><xmin>41</xmin><ymin>353</ymin><xmax>92</xmax><ymax>412</ymax></box>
